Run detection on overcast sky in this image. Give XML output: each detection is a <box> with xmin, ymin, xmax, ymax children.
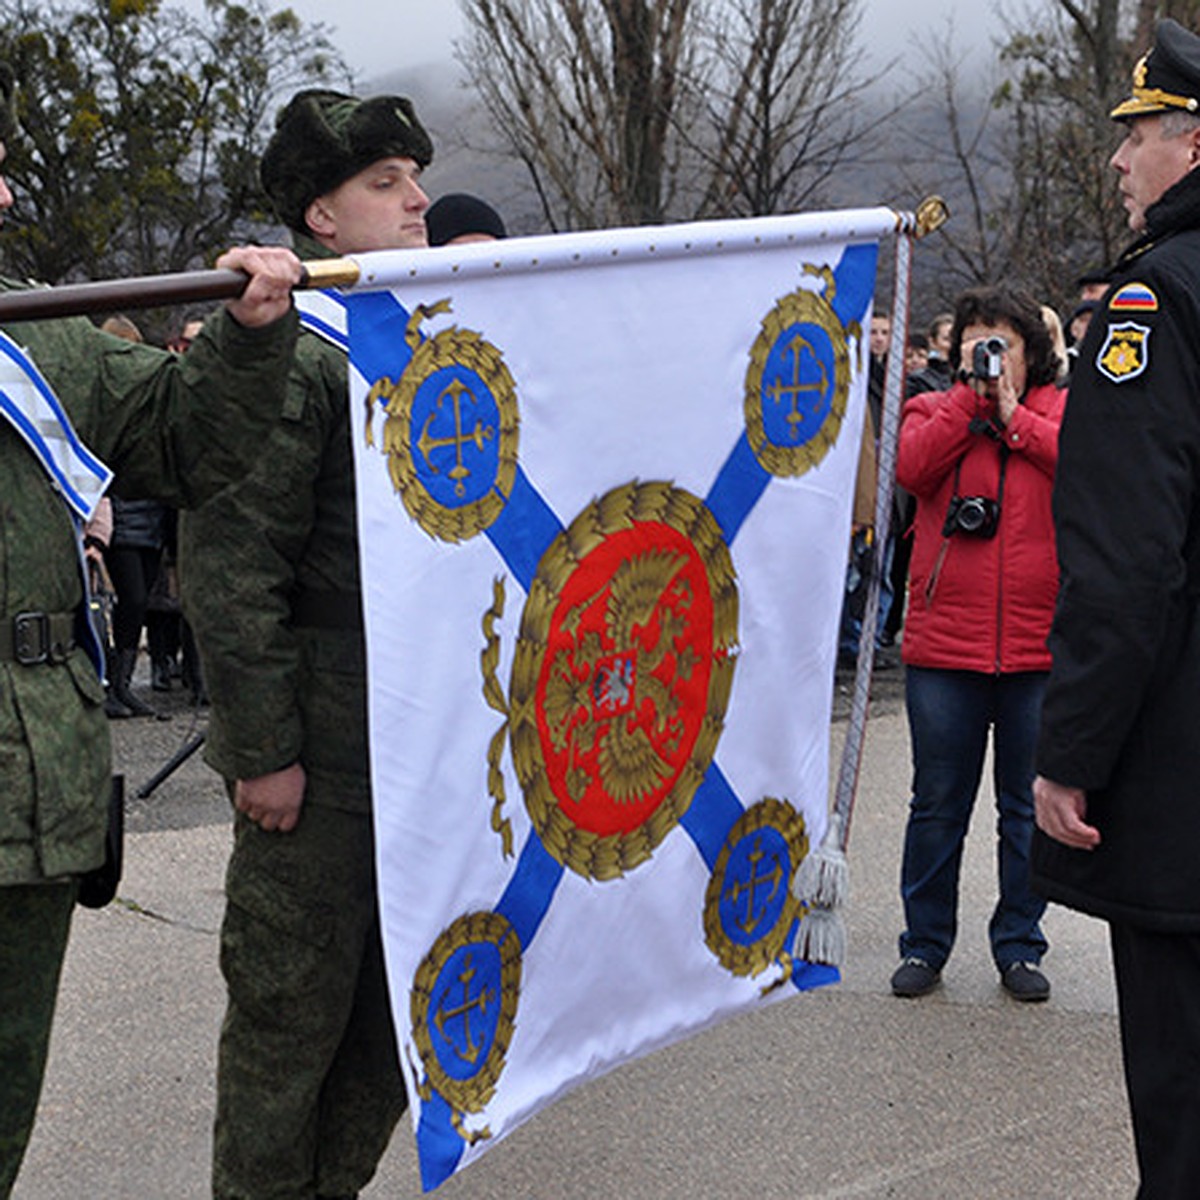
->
<box><xmin>240</xmin><ymin>1</ymin><xmax>1005</xmax><ymax>83</ymax></box>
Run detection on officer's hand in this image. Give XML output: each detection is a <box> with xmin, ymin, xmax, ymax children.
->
<box><xmin>235</xmin><ymin>763</ymin><xmax>306</xmax><ymax>834</ymax></box>
<box><xmin>218</xmin><ymin>246</ymin><xmax>303</xmax><ymax>329</ymax></box>
<box><xmin>1034</xmin><ymin>774</ymin><xmax>1100</xmax><ymax>850</ymax></box>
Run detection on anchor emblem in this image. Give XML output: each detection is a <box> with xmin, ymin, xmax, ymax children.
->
<box><xmin>704</xmin><ymin>797</ymin><xmax>809</xmax><ymax>980</ymax></box>
<box><xmin>723</xmin><ymin>835</ymin><xmax>784</xmax><ymax>935</ymax></box>
<box><xmin>364</xmin><ymin>298</ymin><xmax>519</xmax><ymax>543</ymax></box>
<box><xmin>744</xmin><ymin>263</ymin><xmax>858</xmax><ymax>477</ymax></box>
<box><xmin>764</xmin><ymin>333</ymin><xmax>831</xmax><ymax>443</ymax></box>
<box><xmin>409</xmin><ymin>911</ymin><xmax>522</xmax><ymax>1146</ymax></box>
<box><xmin>433</xmin><ymin>951</ymin><xmax>496</xmax><ymax>1065</ymax></box>
<box><xmin>417</xmin><ymin>377</ymin><xmax>496</xmax><ymax>499</ymax></box>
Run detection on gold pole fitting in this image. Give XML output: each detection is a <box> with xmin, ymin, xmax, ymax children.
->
<box><xmin>299</xmin><ymin>258</ymin><xmax>361</xmax><ymax>289</ymax></box>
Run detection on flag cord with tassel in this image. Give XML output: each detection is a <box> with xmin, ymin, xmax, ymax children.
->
<box><xmin>794</xmin><ymin>196</ymin><xmax>948</xmax><ymax>967</ymax></box>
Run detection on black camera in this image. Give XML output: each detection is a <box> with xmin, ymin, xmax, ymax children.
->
<box><xmin>970</xmin><ymin>335</ymin><xmax>1007</xmax><ymax>380</ymax></box>
<box><xmin>942</xmin><ymin>495</ymin><xmax>1000</xmax><ymax>538</ymax></box>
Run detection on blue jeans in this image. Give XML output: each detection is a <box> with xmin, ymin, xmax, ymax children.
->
<box><xmin>838</xmin><ymin>530</ymin><xmax>894</xmax><ymax>656</ymax></box>
<box><xmin>898</xmin><ymin>666</ymin><xmax>1049</xmax><ymax>972</ymax></box>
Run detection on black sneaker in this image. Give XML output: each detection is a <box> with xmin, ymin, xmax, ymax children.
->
<box><xmin>1000</xmin><ymin>962</ymin><xmax>1050</xmax><ymax>1002</ymax></box>
<box><xmin>891</xmin><ymin>956</ymin><xmax>941</xmax><ymax>997</ymax></box>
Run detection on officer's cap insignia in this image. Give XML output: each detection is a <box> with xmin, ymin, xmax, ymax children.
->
<box><xmin>365</xmin><ymin>299</ymin><xmax>520</xmax><ymax>543</ymax></box>
<box><xmin>485</xmin><ymin>481</ymin><xmax>739</xmax><ymax>881</ymax></box>
<box><xmin>704</xmin><ymin>797</ymin><xmax>809</xmax><ymax>983</ymax></box>
<box><xmin>1109</xmin><ymin>282</ymin><xmax>1159</xmax><ymax>313</ymax></box>
<box><xmin>1096</xmin><ymin>321</ymin><xmax>1151</xmax><ymax>384</ymax></box>
<box><xmin>744</xmin><ymin>264</ymin><xmax>854</xmax><ymax>478</ymax></box>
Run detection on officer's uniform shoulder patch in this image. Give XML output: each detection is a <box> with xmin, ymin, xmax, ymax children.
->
<box><xmin>1108</xmin><ymin>282</ymin><xmax>1159</xmax><ymax>313</ymax></box>
<box><xmin>1096</xmin><ymin>320</ymin><xmax>1151</xmax><ymax>383</ymax></box>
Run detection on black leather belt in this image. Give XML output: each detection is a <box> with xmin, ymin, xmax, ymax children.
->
<box><xmin>0</xmin><ymin>611</ymin><xmax>76</xmax><ymax>664</ymax></box>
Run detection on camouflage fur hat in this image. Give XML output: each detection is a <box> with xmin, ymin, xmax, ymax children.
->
<box><xmin>0</xmin><ymin>62</ymin><xmax>16</xmax><ymax>143</ymax></box>
<box><xmin>260</xmin><ymin>89</ymin><xmax>433</xmax><ymax>234</ymax></box>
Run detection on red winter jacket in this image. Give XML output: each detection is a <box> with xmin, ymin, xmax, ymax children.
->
<box><xmin>898</xmin><ymin>380</ymin><xmax>1065</xmax><ymax>674</ymax></box>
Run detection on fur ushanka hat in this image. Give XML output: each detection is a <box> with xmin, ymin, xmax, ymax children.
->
<box><xmin>260</xmin><ymin>89</ymin><xmax>433</xmax><ymax>234</ymax></box>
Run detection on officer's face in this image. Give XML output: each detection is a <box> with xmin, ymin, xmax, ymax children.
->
<box><xmin>306</xmin><ymin>156</ymin><xmax>430</xmax><ymax>254</ymax></box>
<box><xmin>1111</xmin><ymin>114</ymin><xmax>1200</xmax><ymax>232</ymax></box>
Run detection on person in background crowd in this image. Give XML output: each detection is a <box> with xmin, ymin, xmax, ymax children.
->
<box><xmin>425</xmin><ymin>191</ymin><xmax>507</xmax><ymax>246</ymax></box>
<box><xmin>1033</xmin><ymin>21</ymin><xmax>1200</xmax><ymax>1194</ymax></box>
<box><xmin>890</xmin><ymin>285</ymin><xmax>1065</xmax><ymax>1004</ymax></box>
<box><xmin>97</xmin><ymin>315</ymin><xmax>168</xmax><ymax>720</ymax></box>
<box><xmin>839</xmin><ymin>310</ymin><xmax>897</xmax><ymax>666</ymax></box>
<box><xmin>1041</xmin><ymin>304</ymin><xmax>1070</xmax><ymax>383</ymax></box>
<box><xmin>0</xmin><ymin>59</ymin><xmax>302</xmax><ymax>1196</ymax></box>
<box><xmin>905</xmin><ymin>331</ymin><xmax>930</xmax><ymax>376</ymax></box>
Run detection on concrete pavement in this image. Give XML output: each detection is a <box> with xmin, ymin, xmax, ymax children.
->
<box><xmin>12</xmin><ymin>679</ymin><xmax>1137</xmax><ymax>1199</ymax></box>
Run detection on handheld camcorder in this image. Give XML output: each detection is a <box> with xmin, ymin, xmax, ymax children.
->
<box><xmin>971</xmin><ymin>335</ymin><xmax>1007</xmax><ymax>380</ymax></box>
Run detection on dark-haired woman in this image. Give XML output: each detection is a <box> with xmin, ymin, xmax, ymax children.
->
<box><xmin>890</xmin><ymin>287</ymin><xmax>1065</xmax><ymax>1003</ymax></box>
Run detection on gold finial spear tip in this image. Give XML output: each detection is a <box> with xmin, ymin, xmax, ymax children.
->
<box><xmin>914</xmin><ymin>196</ymin><xmax>950</xmax><ymax>239</ymax></box>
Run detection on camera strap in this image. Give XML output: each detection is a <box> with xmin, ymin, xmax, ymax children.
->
<box><xmin>949</xmin><ymin>440</ymin><xmax>1009</xmax><ymax>507</ymax></box>
<box><xmin>927</xmin><ymin>444</ymin><xmax>1010</xmax><ymax>606</ymax></box>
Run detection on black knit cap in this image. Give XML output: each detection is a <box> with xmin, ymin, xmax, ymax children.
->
<box><xmin>1112</xmin><ymin>19</ymin><xmax>1200</xmax><ymax>120</ymax></box>
<box><xmin>260</xmin><ymin>89</ymin><xmax>433</xmax><ymax>233</ymax></box>
<box><xmin>426</xmin><ymin>193</ymin><xmax>508</xmax><ymax>246</ymax></box>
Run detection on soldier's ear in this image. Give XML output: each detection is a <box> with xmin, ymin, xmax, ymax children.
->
<box><xmin>305</xmin><ymin>196</ymin><xmax>336</xmax><ymax>238</ymax></box>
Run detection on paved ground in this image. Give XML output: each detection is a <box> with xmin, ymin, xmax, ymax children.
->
<box><xmin>12</xmin><ymin>662</ymin><xmax>1137</xmax><ymax>1199</ymax></box>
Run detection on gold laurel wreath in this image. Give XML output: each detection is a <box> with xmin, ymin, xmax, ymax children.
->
<box><xmin>744</xmin><ymin>264</ymin><xmax>854</xmax><ymax>478</ymax></box>
<box><xmin>364</xmin><ymin>298</ymin><xmax>519</xmax><ymax>543</ymax></box>
<box><xmin>409</xmin><ymin>911</ymin><xmax>522</xmax><ymax>1137</ymax></box>
<box><xmin>703</xmin><ymin>796</ymin><xmax>809</xmax><ymax>982</ymax></box>
<box><xmin>505</xmin><ymin>480</ymin><xmax>739</xmax><ymax>882</ymax></box>
<box><xmin>481</xmin><ymin>576</ymin><xmax>515</xmax><ymax>858</ymax></box>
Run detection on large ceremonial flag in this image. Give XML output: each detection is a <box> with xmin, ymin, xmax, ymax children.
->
<box><xmin>338</xmin><ymin>209</ymin><xmax>895</xmax><ymax>1190</ymax></box>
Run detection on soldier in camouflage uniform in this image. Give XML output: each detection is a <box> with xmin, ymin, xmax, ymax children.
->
<box><xmin>0</xmin><ymin>64</ymin><xmax>302</xmax><ymax>1198</ymax></box>
<box><xmin>179</xmin><ymin>90</ymin><xmax>433</xmax><ymax>1199</ymax></box>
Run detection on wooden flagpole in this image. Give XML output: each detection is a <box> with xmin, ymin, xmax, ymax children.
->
<box><xmin>0</xmin><ymin>258</ymin><xmax>361</xmax><ymax>323</ymax></box>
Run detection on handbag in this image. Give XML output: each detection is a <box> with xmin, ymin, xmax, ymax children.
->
<box><xmin>77</xmin><ymin>774</ymin><xmax>124</xmax><ymax>909</ymax></box>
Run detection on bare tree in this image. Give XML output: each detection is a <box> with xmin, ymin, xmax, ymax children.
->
<box><xmin>898</xmin><ymin>0</ymin><xmax>1176</xmax><ymax>317</ymax></box>
<box><xmin>683</xmin><ymin>0</ymin><xmax>891</xmax><ymax>218</ymax></box>
<box><xmin>458</xmin><ymin>0</ymin><xmax>698</xmax><ymax>229</ymax></box>
<box><xmin>457</xmin><ymin>0</ymin><xmax>883</xmax><ymax>230</ymax></box>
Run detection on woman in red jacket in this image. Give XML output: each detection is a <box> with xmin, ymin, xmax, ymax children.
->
<box><xmin>890</xmin><ymin>287</ymin><xmax>1066</xmax><ymax>1002</ymax></box>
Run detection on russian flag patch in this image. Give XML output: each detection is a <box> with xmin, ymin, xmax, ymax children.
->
<box><xmin>1109</xmin><ymin>282</ymin><xmax>1158</xmax><ymax>313</ymax></box>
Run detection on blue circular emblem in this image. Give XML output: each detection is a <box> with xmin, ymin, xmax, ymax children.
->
<box><xmin>744</xmin><ymin>275</ymin><xmax>851</xmax><ymax>478</ymax></box>
<box><xmin>718</xmin><ymin>827</ymin><xmax>793</xmax><ymax>948</ymax></box>
<box><xmin>703</xmin><ymin>798</ymin><xmax>809</xmax><ymax>977</ymax></box>
<box><xmin>429</xmin><ymin>940</ymin><xmax>504</xmax><ymax>1082</ymax></box>
<box><xmin>410</xmin><ymin>911</ymin><xmax>521</xmax><ymax>1118</ymax></box>
<box><xmin>759</xmin><ymin>323</ymin><xmax>837</xmax><ymax>450</ymax></box>
<box><xmin>365</xmin><ymin>302</ymin><xmax>519</xmax><ymax>543</ymax></box>
<box><xmin>411</xmin><ymin>366</ymin><xmax>502</xmax><ymax>509</ymax></box>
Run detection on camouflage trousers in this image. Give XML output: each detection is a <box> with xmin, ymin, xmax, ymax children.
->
<box><xmin>213</xmin><ymin>804</ymin><xmax>407</xmax><ymax>1200</ymax></box>
<box><xmin>0</xmin><ymin>881</ymin><xmax>75</xmax><ymax>1199</ymax></box>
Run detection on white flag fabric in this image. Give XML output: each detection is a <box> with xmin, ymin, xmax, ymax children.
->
<box><xmin>344</xmin><ymin>209</ymin><xmax>891</xmax><ymax>1190</ymax></box>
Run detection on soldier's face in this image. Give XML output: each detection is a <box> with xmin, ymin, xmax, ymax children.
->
<box><xmin>1111</xmin><ymin>114</ymin><xmax>1200</xmax><ymax>232</ymax></box>
<box><xmin>306</xmin><ymin>156</ymin><xmax>430</xmax><ymax>254</ymax></box>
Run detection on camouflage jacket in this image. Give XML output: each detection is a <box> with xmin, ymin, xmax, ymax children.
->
<box><xmin>0</xmin><ymin>297</ymin><xmax>299</xmax><ymax>884</ymax></box>
<box><xmin>180</xmin><ymin>238</ymin><xmax>370</xmax><ymax>813</ymax></box>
